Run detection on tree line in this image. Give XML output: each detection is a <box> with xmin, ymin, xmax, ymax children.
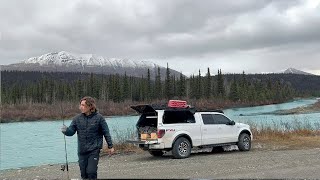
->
<box><xmin>1</xmin><ymin>65</ymin><xmax>298</xmax><ymax>105</ymax></box>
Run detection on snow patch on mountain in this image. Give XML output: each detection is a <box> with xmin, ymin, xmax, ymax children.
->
<box><xmin>22</xmin><ymin>51</ymin><xmax>159</xmax><ymax>69</ymax></box>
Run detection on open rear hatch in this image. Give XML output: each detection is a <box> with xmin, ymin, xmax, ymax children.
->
<box><xmin>131</xmin><ymin>104</ymin><xmax>157</xmax><ymax>114</ymax></box>
<box><xmin>127</xmin><ymin>105</ymin><xmax>159</xmax><ymax>145</ymax></box>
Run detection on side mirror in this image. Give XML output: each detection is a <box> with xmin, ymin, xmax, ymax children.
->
<box><xmin>229</xmin><ymin>121</ymin><xmax>235</xmax><ymax>125</ymax></box>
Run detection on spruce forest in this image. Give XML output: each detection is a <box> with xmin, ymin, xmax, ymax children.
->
<box><xmin>4</xmin><ymin>66</ymin><xmax>313</xmax><ymax>105</ymax></box>
<box><xmin>2</xmin><ymin>65</ymin><xmax>320</xmax><ymax>121</ymax></box>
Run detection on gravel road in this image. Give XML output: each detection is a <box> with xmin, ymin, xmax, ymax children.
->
<box><xmin>1</xmin><ymin>147</ymin><xmax>320</xmax><ymax>179</ymax></box>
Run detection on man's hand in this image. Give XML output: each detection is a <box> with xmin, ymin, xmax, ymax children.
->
<box><xmin>61</xmin><ymin>125</ymin><xmax>67</xmax><ymax>133</ymax></box>
<box><xmin>107</xmin><ymin>147</ymin><xmax>114</xmax><ymax>156</ymax></box>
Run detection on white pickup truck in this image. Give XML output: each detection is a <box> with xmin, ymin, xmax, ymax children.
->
<box><xmin>127</xmin><ymin>101</ymin><xmax>252</xmax><ymax>159</ymax></box>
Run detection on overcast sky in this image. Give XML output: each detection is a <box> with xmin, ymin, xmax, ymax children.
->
<box><xmin>1</xmin><ymin>0</ymin><xmax>320</xmax><ymax>75</ymax></box>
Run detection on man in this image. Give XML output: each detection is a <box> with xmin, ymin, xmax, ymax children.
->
<box><xmin>61</xmin><ymin>96</ymin><xmax>114</xmax><ymax>179</ymax></box>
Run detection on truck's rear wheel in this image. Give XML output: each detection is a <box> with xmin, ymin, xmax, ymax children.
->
<box><xmin>148</xmin><ymin>150</ymin><xmax>164</xmax><ymax>157</ymax></box>
<box><xmin>172</xmin><ymin>137</ymin><xmax>191</xmax><ymax>159</ymax></box>
<box><xmin>237</xmin><ymin>133</ymin><xmax>251</xmax><ymax>151</ymax></box>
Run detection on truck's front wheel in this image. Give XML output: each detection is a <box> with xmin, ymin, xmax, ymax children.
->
<box><xmin>172</xmin><ymin>137</ymin><xmax>191</xmax><ymax>159</ymax></box>
<box><xmin>237</xmin><ymin>133</ymin><xmax>251</xmax><ymax>151</ymax></box>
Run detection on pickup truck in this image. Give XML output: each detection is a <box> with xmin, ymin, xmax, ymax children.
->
<box><xmin>127</xmin><ymin>100</ymin><xmax>252</xmax><ymax>159</ymax></box>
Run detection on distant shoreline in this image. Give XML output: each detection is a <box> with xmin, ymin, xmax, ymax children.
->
<box><xmin>270</xmin><ymin>100</ymin><xmax>320</xmax><ymax>115</ymax></box>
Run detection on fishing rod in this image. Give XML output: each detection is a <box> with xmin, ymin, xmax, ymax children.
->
<box><xmin>60</xmin><ymin>102</ymin><xmax>70</xmax><ymax>180</ymax></box>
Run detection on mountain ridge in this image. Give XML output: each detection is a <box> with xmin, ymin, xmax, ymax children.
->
<box><xmin>1</xmin><ymin>51</ymin><xmax>182</xmax><ymax>79</ymax></box>
<box><xmin>282</xmin><ymin>68</ymin><xmax>314</xmax><ymax>75</ymax></box>
<box><xmin>1</xmin><ymin>52</ymin><xmax>316</xmax><ymax>77</ymax></box>
<box><xmin>21</xmin><ymin>51</ymin><xmax>158</xmax><ymax>68</ymax></box>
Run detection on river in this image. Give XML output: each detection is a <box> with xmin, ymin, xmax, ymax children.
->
<box><xmin>1</xmin><ymin>98</ymin><xmax>319</xmax><ymax>170</ymax></box>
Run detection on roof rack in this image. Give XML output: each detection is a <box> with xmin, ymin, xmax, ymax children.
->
<box><xmin>196</xmin><ymin>109</ymin><xmax>224</xmax><ymax>113</ymax></box>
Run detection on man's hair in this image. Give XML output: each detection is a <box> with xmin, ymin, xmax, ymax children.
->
<box><xmin>80</xmin><ymin>96</ymin><xmax>97</xmax><ymax>113</ymax></box>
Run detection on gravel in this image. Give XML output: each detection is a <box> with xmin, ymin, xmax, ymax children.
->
<box><xmin>1</xmin><ymin>147</ymin><xmax>320</xmax><ymax>179</ymax></box>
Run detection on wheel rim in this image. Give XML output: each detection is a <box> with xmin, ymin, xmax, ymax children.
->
<box><xmin>243</xmin><ymin>136</ymin><xmax>250</xmax><ymax>149</ymax></box>
<box><xmin>178</xmin><ymin>141</ymin><xmax>189</xmax><ymax>156</ymax></box>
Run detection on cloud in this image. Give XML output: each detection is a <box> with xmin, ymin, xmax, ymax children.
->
<box><xmin>1</xmin><ymin>0</ymin><xmax>320</xmax><ymax>75</ymax></box>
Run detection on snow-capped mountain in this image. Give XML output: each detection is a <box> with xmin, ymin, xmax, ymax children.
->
<box><xmin>1</xmin><ymin>51</ymin><xmax>182</xmax><ymax>78</ymax></box>
<box><xmin>282</xmin><ymin>68</ymin><xmax>314</xmax><ymax>75</ymax></box>
<box><xmin>22</xmin><ymin>51</ymin><xmax>157</xmax><ymax>69</ymax></box>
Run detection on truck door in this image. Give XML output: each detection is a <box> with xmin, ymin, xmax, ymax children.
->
<box><xmin>211</xmin><ymin>114</ymin><xmax>238</xmax><ymax>143</ymax></box>
<box><xmin>200</xmin><ymin>113</ymin><xmax>223</xmax><ymax>145</ymax></box>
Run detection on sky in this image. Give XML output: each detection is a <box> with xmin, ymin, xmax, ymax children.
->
<box><xmin>1</xmin><ymin>0</ymin><xmax>320</xmax><ymax>76</ymax></box>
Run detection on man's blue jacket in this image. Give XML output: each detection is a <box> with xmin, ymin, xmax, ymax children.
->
<box><xmin>63</xmin><ymin>111</ymin><xmax>113</xmax><ymax>154</ymax></box>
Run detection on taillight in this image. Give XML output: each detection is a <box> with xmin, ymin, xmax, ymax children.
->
<box><xmin>157</xmin><ymin>129</ymin><xmax>165</xmax><ymax>138</ymax></box>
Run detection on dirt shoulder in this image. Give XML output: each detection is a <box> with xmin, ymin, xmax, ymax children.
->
<box><xmin>1</xmin><ymin>144</ymin><xmax>320</xmax><ymax>179</ymax></box>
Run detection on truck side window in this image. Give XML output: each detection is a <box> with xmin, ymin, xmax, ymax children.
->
<box><xmin>201</xmin><ymin>114</ymin><xmax>215</xmax><ymax>124</ymax></box>
<box><xmin>212</xmin><ymin>114</ymin><xmax>230</xmax><ymax>124</ymax></box>
<box><xmin>163</xmin><ymin>110</ymin><xmax>195</xmax><ymax>124</ymax></box>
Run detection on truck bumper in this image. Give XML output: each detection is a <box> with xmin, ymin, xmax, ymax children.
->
<box><xmin>126</xmin><ymin>140</ymin><xmax>165</xmax><ymax>149</ymax></box>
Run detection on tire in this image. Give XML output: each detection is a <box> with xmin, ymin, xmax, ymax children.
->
<box><xmin>148</xmin><ymin>150</ymin><xmax>164</xmax><ymax>157</ymax></box>
<box><xmin>172</xmin><ymin>137</ymin><xmax>191</xmax><ymax>159</ymax></box>
<box><xmin>237</xmin><ymin>133</ymin><xmax>251</xmax><ymax>151</ymax></box>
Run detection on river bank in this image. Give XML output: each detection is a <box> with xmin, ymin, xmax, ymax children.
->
<box><xmin>0</xmin><ymin>98</ymin><xmax>292</xmax><ymax>123</ymax></box>
<box><xmin>270</xmin><ymin>100</ymin><xmax>320</xmax><ymax>115</ymax></box>
<box><xmin>246</xmin><ymin>99</ymin><xmax>320</xmax><ymax>116</ymax></box>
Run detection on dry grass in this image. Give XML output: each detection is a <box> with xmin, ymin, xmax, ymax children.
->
<box><xmin>252</xmin><ymin>127</ymin><xmax>320</xmax><ymax>151</ymax></box>
<box><xmin>254</xmin><ymin>136</ymin><xmax>320</xmax><ymax>151</ymax></box>
<box><xmin>101</xmin><ymin>144</ymin><xmax>143</xmax><ymax>156</ymax></box>
<box><xmin>100</xmin><ymin>128</ymin><xmax>144</xmax><ymax>155</ymax></box>
<box><xmin>0</xmin><ymin>102</ymin><xmax>79</xmax><ymax>122</ymax></box>
<box><xmin>0</xmin><ymin>101</ymin><xmax>138</xmax><ymax>122</ymax></box>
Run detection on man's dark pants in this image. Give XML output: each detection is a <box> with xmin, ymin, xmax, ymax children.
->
<box><xmin>78</xmin><ymin>149</ymin><xmax>100</xmax><ymax>179</ymax></box>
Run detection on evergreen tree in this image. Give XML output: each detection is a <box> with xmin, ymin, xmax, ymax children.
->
<box><xmin>48</xmin><ymin>79</ymin><xmax>55</xmax><ymax>103</ymax></box>
<box><xmin>177</xmin><ymin>72</ymin><xmax>186</xmax><ymax>98</ymax></box>
<box><xmin>196</xmin><ymin>69</ymin><xmax>202</xmax><ymax>99</ymax></box>
<box><xmin>240</xmin><ymin>71</ymin><xmax>248</xmax><ymax>101</ymax></box>
<box><xmin>139</xmin><ymin>75</ymin><xmax>147</xmax><ymax>101</ymax></box>
<box><xmin>113</xmin><ymin>74</ymin><xmax>122</xmax><ymax>102</ymax></box>
<box><xmin>172</xmin><ymin>75</ymin><xmax>176</xmax><ymax>98</ymax></box>
<box><xmin>154</xmin><ymin>67</ymin><xmax>162</xmax><ymax>99</ymax></box>
<box><xmin>56</xmin><ymin>80</ymin><xmax>65</xmax><ymax>102</ymax></box>
<box><xmin>76</xmin><ymin>79</ymin><xmax>84</xmax><ymax>99</ymax></box>
<box><xmin>217</xmin><ymin>69</ymin><xmax>225</xmax><ymax>97</ymax></box>
<box><xmin>189</xmin><ymin>74</ymin><xmax>196</xmax><ymax>99</ymax></box>
<box><xmin>123</xmin><ymin>72</ymin><xmax>130</xmax><ymax>100</ymax></box>
<box><xmin>205</xmin><ymin>67</ymin><xmax>211</xmax><ymax>98</ymax></box>
<box><xmin>165</xmin><ymin>63</ymin><xmax>173</xmax><ymax>99</ymax></box>
<box><xmin>87</xmin><ymin>73</ymin><xmax>95</xmax><ymax>97</ymax></box>
<box><xmin>229</xmin><ymin>75</ymin><xmax>239</xmax><ymax>101</ymax></box>
<box><xmin>146</xmin><ymin>69</ymin><xmax>152</xmax><ymax>100</ymax></box>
